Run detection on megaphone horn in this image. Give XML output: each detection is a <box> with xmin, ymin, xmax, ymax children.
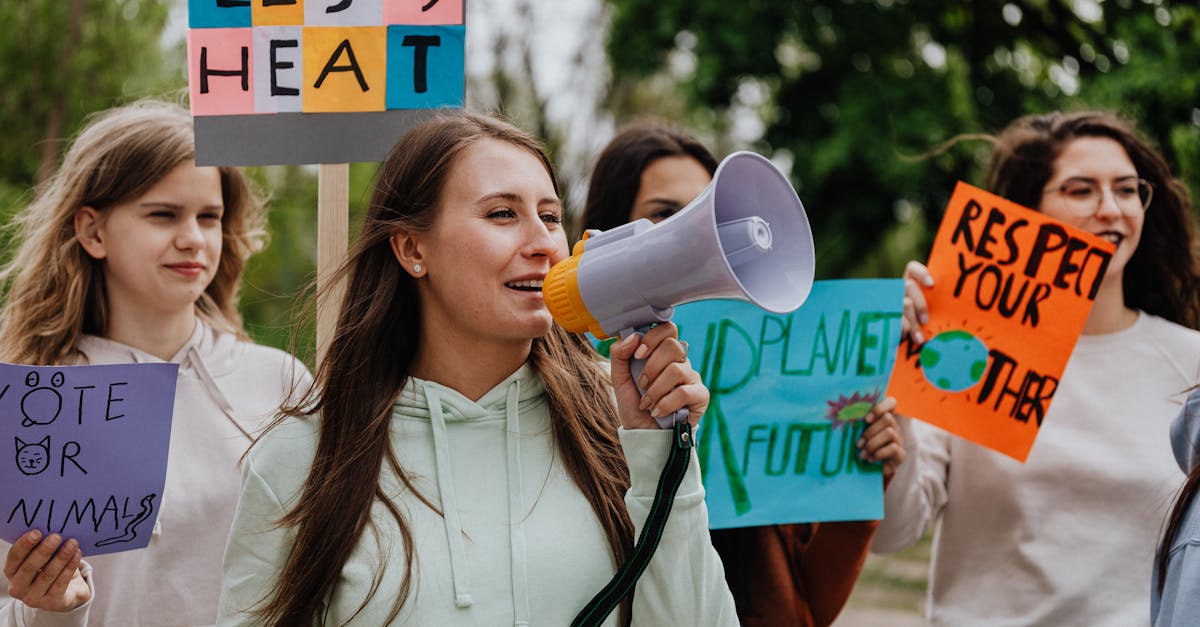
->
<box><xmin>545</xmin><ymin>151</ymin><xmax>815</xmax><ymax>340</ymax></box>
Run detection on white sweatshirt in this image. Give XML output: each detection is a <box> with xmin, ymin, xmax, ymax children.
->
<box><xmin>218</xmin><ymin>364</ymin><xmax>738</xmax><ymax>626</ymax></box>
<box><xmin>875</xmin><ymin>312</ymin><xmax>1200</xmax><ymax>626</ymax></box>
<box><xmin>1</xmin><ymin>321</ymin><xmax>309</xmax><ymax>627</ymax></box>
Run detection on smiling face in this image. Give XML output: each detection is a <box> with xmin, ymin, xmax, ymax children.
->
<box><xmin>409</xmin><ymin>138</ymin><xmax>567</xmax><ymax>349</ymax></box>
<box><xmin>629</xmin><ymin>155</ymin><xmax>713</xmax><ymax>224</ymax></box>
<box><xmin>77</xmin><ymin>162</ymin><xmax>225</xmax><ymax>319</ymax></box>
<box><xmin>1038</xmin><ymin>136</ymin><xmax>1145</xmax><ymax>281</ymax></box>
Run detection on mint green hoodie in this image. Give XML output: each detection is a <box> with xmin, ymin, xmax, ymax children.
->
<box><xmin>218</xmin><ymin>364</ymin><xmax>737</xmax><ymax>626</ymax></box>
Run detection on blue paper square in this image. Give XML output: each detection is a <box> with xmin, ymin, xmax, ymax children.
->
<box><xmin>189</xmin><ymin>0</ymin><xmax>252</xmax><ymax>28</ymax></box>
<box><xmin>386</xmin><ymin>25</ymin><xmax>464</xmax><ymax>109</ymax></box>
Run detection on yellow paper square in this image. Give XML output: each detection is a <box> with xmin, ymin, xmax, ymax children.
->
<box><xmin>253</xmin><ymin>0</ymin><xmax>304</xmax><ymax>26</ymax></box>
<box><xmin>303</xmin><ymin>26</ymin><xmax>387</xmax><ymax>112</ymax></box>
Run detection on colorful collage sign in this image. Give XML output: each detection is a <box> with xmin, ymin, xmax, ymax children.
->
<box><xmin>185</xmin><ymin>0</ymin><xmax>465</xmax><ymax>165</ymax></box>
<box><xmin>187</xmin><ymin>0</ymin><xmax>463</xmax><ymax>115</ymax></box>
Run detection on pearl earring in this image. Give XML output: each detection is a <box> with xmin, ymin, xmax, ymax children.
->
<box><xmin>413</xmin><ymin>263</ymin><xmax>423</xmax><ymax>274</ymax></box>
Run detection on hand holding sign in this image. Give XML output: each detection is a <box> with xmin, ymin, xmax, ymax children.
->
<box><xmin>857</xmin><ymin>396</ymin><xmax>905</xmax><ymax>482</ymax></box>
<box><xmin>901</xmin><ymin>260</ymin><xmax>935</xmax><ymax>345</ymax></box>
<box><xmin>3</xmin><ymin>530</ymin><xmax>90</xmax><ymax>611</ymax></box>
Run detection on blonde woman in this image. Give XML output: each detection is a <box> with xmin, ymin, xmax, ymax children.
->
<box><xmin>0</xmin><ymin>101</ymin><xmax>308</xmax><ymax>626</ymax></box>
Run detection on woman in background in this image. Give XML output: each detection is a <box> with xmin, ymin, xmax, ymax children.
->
<box><xmin>879</xmin><ymin>111</ymin><xmax>1200</xmax><ymax>626</ymax></box>
<box><xmin>580</xmin><ymin>122</ymin><xmax>908</xmax><ymax>627</ymax></box>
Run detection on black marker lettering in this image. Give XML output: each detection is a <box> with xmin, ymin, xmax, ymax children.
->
<box><xmin>314</xmin><ymin>39</ymin><xmax>369</xmax><ymax>91</ymax></box>
<box><xmin>200</xmin><ymin>46</ymin><xmax>250</xmax><ymax>94</ymax></box>
<box><xmin>401</xmin><ymin>35</ymin><xmax>441</xmax><ymax>93</ymax></box>
<box><xmin>269</xmin><ymin>39</ymin><xmax>300</xmax><ymax>96</ymax></box>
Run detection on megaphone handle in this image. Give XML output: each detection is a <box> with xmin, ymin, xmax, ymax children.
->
<box><xmin>620</xmin><ymin>327</ymin><xmax>690</xmax><ymax>429</ymax></box>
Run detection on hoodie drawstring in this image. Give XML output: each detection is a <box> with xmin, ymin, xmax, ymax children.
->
<box><xmin>506</xmin><ymin>380</ymin><xmax>531</xmax><ymax>627</ymax></box>
<box><xmin>185</xmin><ymin>345</ymin><xmax>251</xmax><ymax>442</ymax></box>
<box><xmin>425</xmin><ymin>385</ymin><xmax>475</xmax><ymax>608</ymax></box>
<box><xmin>423</xmin><ymin>380</ymin><xmax>533</xmax><ymax>625</ymax></box>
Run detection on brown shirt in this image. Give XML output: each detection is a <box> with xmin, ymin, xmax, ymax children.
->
<box><xmin>709</xmin><ymin>521</ymin><xmax>878</xmax><ymax>627</ymax></box>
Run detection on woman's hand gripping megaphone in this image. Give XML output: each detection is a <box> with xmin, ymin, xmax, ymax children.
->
<box><xmin>605</xmin><ymin>321</ymin><xmax>708</xmax><ymax>431</ymax></box>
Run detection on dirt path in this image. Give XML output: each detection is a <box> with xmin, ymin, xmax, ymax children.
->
<box><xmin>832</xmin><ymin>537</ymin><xmax>931</xmax><ymax>626</ymax></box>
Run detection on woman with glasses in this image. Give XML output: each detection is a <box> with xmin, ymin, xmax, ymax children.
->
<box><xmin>874</xmin><ymin>111</ymin><xmax>1200</xmax><ymax>626</ymax></box>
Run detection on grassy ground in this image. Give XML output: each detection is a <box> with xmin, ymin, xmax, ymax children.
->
<box><xmin>832</xmin><ymin>533</ymin><xmax>931</xmax><ymax>626</ymax></box>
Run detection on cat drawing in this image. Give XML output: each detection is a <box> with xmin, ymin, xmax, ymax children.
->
<box><xmin>15</xmin><ymin>435</ymin><xmax>50</xmax><ymax>475</ymax></box>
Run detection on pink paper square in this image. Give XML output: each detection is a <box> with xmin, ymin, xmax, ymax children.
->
<box><xmin>384</xmin><ymin>0</ymin><xmax>462</xmax><ymax>25</ymax></box>
<box><xmin>188</xmin><ymin>29</ymin><xmax>256</xmax><ymax>115</ymax></box>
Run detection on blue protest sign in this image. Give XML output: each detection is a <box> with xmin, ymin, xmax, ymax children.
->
<box><xmin>1</xmin><ymin>363</ymin><xmax>178</xmax><ymax>555</ymax></box>
<box><xmin>675</xmin><ymin>279</ymin><xmax>903</xmax><ymax>526</ymax></box>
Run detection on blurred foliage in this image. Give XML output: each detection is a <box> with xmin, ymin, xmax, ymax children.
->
<box><xmin>604</xmin><ymin>0</ymin><xmax>1200</xmax><ymax>279</ymax></box>
<box><xmin>3</xmin><ymin>0</ymin><xmax>1198</xmax><ymax>355</ymax></box>
<box><xmin>237</xmin><ymin>162</ymin><xmax>377</xmax><ymax>354</ymax></box>
<box><xmin>0</xmin><ymin>0</ymin><xmax>175</xmax><ymax>185</ymax></box>
<box><xmin>0</xmin><ymin>0</ymin><xmax>379</xmax><ymax>354</ymax></box>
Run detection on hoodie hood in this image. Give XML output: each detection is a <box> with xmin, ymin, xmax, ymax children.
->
<box><xmin>76</xmin><ymin>319</ymin><xmax>239</xmax><ymax>374</ymax></box>
<box><xmin>393</xmin><ymin>363</ymin><xmax>546</xmax><ymax>422</ymax></box>
<box><xmin>77</xmin><ymin>320</ymin><xmax>249</xmax><ymax>440</ymax></box>
<box><xmin>1171</xmin><ymin>389</ymin><xmax>1200</xmax><ymax>472</ymax></box>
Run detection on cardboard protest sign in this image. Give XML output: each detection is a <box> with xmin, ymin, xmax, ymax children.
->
<box><xmin>1</xmin><ymin>363</ymin><xmax>178</xmax><ymax>556</ymax></box>
<box><xmin>597</xmin><ymin>280</ymin><xmax>904</xmax><ymax>526</ymax></box>
<box><xmin>186</xmin><ymin>0</ymin><xmax>465</xmax><ymax>165</ymax></box>
<box><xmin>886</xmin><ymin>182</ymin><xmax>1115</xmax><ymax>461</ymax></box>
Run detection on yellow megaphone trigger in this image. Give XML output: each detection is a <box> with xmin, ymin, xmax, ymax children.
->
<box><xmin>544</xmin><ymin>232</ymin><xmax>609</xmax><ymax>339</ymax></box>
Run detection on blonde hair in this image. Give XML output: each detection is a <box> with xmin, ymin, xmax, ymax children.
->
<box><xmin>0</xmin><ymin>100</ymin><xmax>267</xmax><ymax>365</ymax></box>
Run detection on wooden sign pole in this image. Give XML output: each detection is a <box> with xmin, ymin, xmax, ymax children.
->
<box><xmin>317</xmin><ymin>163</ymin><xmax>350</xmax><ymax>364</ymax></box>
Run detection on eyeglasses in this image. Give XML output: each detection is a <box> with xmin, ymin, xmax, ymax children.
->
<box><xmin>1043</xmin><ymin>177</ymin><xmax>1154</xmax><ymax>217</ymax></box>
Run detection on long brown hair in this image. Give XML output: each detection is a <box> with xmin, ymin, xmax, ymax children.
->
<box><xmin>1159</xmin><ymin>464</ymin><xmax>1200</xmax><ymax>594</ymax></box>
<box><xmin>0</xmin><ymin>100</ymin><xmax>265</xmax><ymax>365</ymax></box>
<box><xmin>257</xmin><ymin>111</ymin><xmax>634</xmax><ymax>624</ymax></box>
<box><xmin>985</xmin><ymin>111</ymin><xmax>1200</xmax><ymax>329</ymax></box>
<box><xmin>579</xmin><ymin>122</ymin><xmax>718</xmax><ymax>237</ymax></box>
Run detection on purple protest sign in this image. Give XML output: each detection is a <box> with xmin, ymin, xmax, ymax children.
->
<box><xmin>1</xmin><ymin>362</ymin><xmax>178</xmax><ymax>556</ymax></box>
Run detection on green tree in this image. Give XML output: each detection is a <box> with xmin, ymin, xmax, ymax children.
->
<box><xmin>604</xmin><ymin>0</ymin><xmax>1197</xmax><ymax>277</ymax></box>
<box><xmin>0</xmin><ymin>0</ymin><xmax>178</xmax><ymax>300</ymax></box>
<box><xmin>1071</xmin><ymin>4</ymin><xmax>1200</xmax><ymax>209</ymax></box>
<box><xmin>238</xmin><ymin>162</ymin><xmax>380</xmax><ymax>354</ymax></box>
<box><xmin>0</xmin><ymin>0</ymin><xmax>175</xmax><ymax>189</ymax></box>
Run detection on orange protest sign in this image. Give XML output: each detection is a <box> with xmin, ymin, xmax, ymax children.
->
<box><xmin>886</xmin><ymin>181</ymin><xmax>1116</xmax><ymax>461</ymax></box>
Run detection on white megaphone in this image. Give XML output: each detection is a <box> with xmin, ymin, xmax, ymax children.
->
<box><xmin>544</xmin><ymin>151</ymin><xmax>815</xmax><ymax>427</ymax></box>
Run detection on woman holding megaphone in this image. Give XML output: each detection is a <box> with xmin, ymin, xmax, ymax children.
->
<box><xmin>580</xmin><ymin>123</ymin><xmax>908</xmax><ymax>627</ymax></box>
<box><xmin>217</xmin><ymin>112</ymin><xmax>737</xmax><ymax>625</ymax></box>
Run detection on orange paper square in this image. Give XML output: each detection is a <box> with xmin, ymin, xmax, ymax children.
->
<box><xmin>302</xmin><ymin>26</ymin><xmax>387</xmax><ymax>112</ymax></box>
<box><xmin>253</xmin><ymin>0</ymin><xmax>304</xmax><ymax>26</ymax></box>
